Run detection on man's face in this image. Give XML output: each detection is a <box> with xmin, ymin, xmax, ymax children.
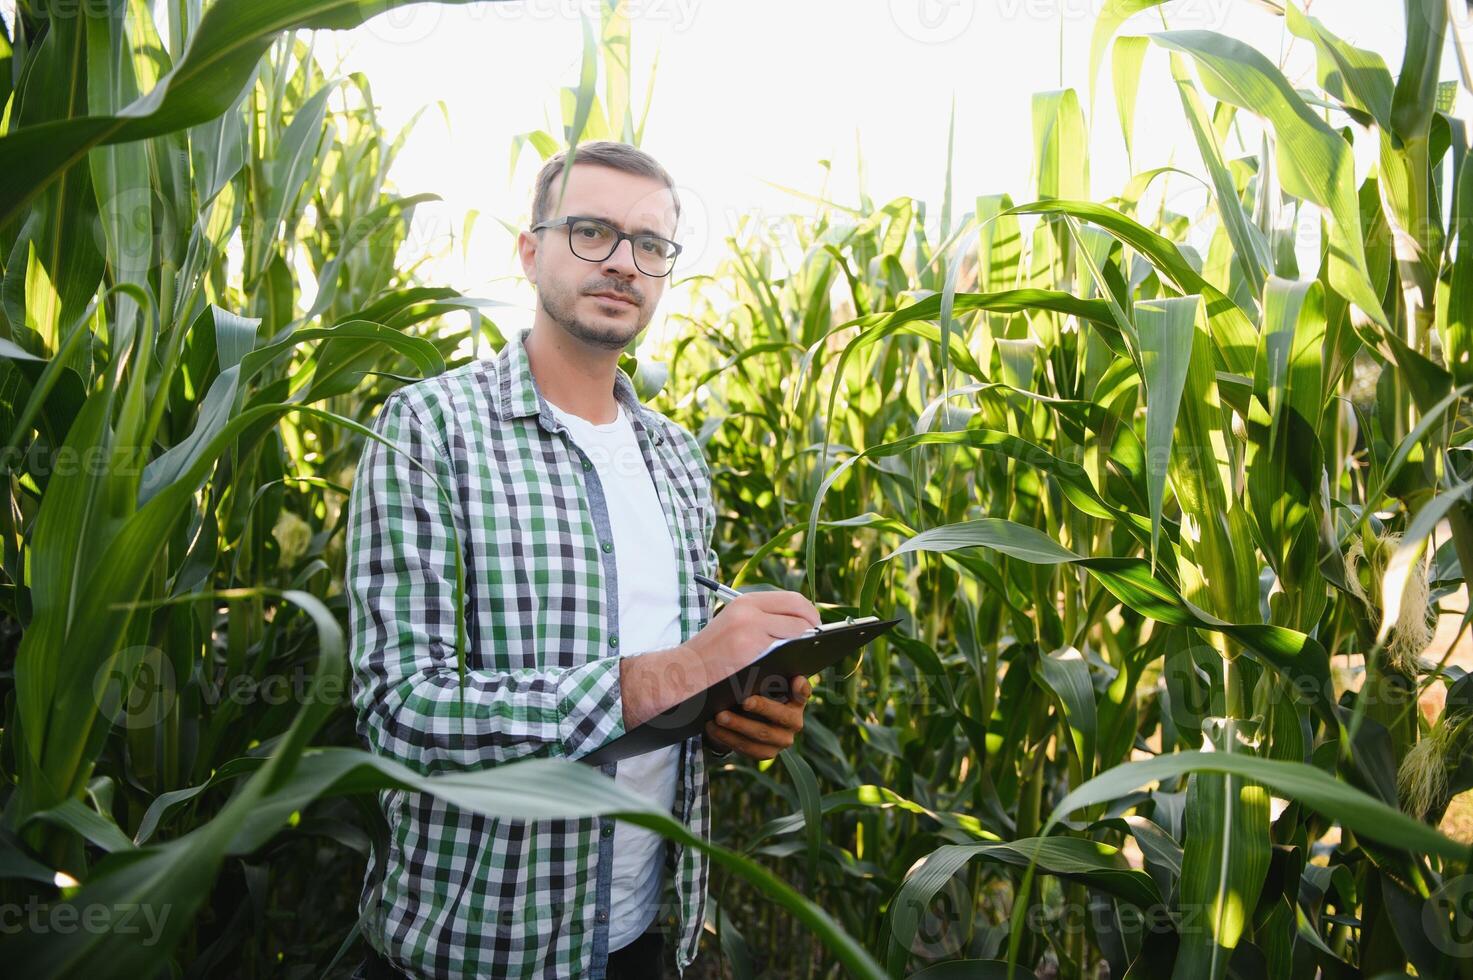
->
<box><xmin>519</xmin><ymin>163</ymin><xmax>679</xmax><ymax>352</ymax></box>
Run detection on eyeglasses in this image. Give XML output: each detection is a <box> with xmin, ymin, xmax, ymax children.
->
<box><xmin>529</xmin><ymin>215</ymin><xmax>682</xmax><ymax>278</ymax></box>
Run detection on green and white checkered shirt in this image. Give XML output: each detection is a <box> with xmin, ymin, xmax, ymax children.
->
<box><xmin>346</xmin><ymin>326</ymin><xmax>717</xmax><ymax>977</ymax></box>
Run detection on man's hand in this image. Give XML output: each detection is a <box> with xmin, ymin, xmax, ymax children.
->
<box><xmin>704</xmin><ymin>674</ymin><xmax>812</xmax><ymax>761</ymax></box>
<box><xmin>622</xmin><ymin>590</ymin><xmax>818</xmax><ymax>734</ymax></box>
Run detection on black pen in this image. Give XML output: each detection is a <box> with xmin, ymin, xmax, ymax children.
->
<box><xmin>694</xmin><ymin>575</ymin><xmax>875</xmax><ymax>632</ymax></box>
<box><xmin>693</xmin><ymin>573</ymin><xmax>743</xmax><ymax>602</ymax></box>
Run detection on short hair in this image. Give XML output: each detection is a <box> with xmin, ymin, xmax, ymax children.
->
<box><xmin>530</xmin><ymin>141</ymin><xmax>680</xmax><ymax>232</ymax></box>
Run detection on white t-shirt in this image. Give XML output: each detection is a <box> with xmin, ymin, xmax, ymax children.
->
<box><xmin>547</xmin><ymin>398</ymin><xmax>683</xmax><ymax>952</ymax></box>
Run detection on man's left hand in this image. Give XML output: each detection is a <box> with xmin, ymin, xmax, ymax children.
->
<box><xmin>704</xmin><ymin>674</ymin><xmax>811</xmax><ymax>760</ymax></box>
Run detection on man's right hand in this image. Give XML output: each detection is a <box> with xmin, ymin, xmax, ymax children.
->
<box><xmin>684</xmin><ymin>590</ymin><xmax>821</xmax><ymax>686</ymax></box>
<box><xmin>618</xmin><ymin>590</ymin><xmax>820</xmax><ymax>730</ymax></box>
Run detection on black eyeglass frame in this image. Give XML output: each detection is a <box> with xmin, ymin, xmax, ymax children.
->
<box><xmin>528</xmin><ymin>215</ymin><xmax>683</xmax><ymax>277</ymax></box>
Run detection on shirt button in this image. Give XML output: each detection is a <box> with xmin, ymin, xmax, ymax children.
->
<box><xmin>601</xmin><ymin>541</ymin><xmax>612</xmax><ymax>553</ymax></box>
<box><xmin>582</xmin><ymin>459</ymin><xmax>592</xmax><ymax>471</ymax></box>
<box><xmin>609</xmin><ymin>634</ymin><xmax>619</xmax><ymax>649</ymax></box>
<box><xmin>596</xmin><ymin>910</ymin><xmax>608</xmax><ymax>923</ymax></box>
<box><xmin>601</xmin><ymin>822</ymin><xmax>613</xmax><ymax>838</ymax></box>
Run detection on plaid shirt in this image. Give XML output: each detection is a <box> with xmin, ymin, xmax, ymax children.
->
<box><xmin>346</xmin><ymin>326</ymin><xmax>716</xmax><ymax>977</ymax></box>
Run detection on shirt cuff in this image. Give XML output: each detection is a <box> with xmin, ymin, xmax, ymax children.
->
<box><xmin>555</xmin><ymin>656</ymin><xmax>627</xmax><ymax>760</ymax></box>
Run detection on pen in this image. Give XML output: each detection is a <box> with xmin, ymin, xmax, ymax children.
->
<box><xmin>695</xmin><ymin>575</ymin><xmax>875</xmax><ymax>632</ymax></box>
<box><xmin>693</xmin><ymin>573</ymin><xmax>743</xmax><ymax>602</ymax></box>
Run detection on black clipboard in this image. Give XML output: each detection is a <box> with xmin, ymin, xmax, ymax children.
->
<box><xmin>581</xmin><ymin>615</ymin><xmax>900</xmax><ymax>766</ymax></box>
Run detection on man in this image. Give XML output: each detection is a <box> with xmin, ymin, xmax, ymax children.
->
<box><xmin>346</xmin><ymin>141</ymin><xmax>821</xmax><ymax>979</ymax></box>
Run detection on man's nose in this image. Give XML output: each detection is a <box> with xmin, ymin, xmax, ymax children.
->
<box><xmin>600</xmin><ymin>236</ymin><xmax>640</xmax><ymax>278</ymax></box>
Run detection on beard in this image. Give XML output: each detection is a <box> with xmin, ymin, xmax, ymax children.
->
<box><xmin>537</xmin><ymin>276</ymin><xmax>648</xmax><ymax>352</ymax></box>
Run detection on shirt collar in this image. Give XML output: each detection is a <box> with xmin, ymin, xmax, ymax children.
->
<box><xmin>493</xmin><ymin>326</ymin><xmax>665</xmax><ymax>445</ymax></box>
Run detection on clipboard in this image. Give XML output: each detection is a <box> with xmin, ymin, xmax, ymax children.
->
<box><xmin>580</xmin><ymin>615</ymin><xmax>901</xmax><ymax>766</ymax></box>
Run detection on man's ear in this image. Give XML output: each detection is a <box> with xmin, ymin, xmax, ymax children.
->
<box><xmin>517</xmin><ymin>230</ymin><xmax>538</xmax><ymax>286</ymax></box>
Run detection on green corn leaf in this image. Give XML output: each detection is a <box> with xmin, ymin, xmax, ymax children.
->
<box><xmin>1245</xmin><ymin>279</ymin><xmax>1328</xmax><ymax>627</ymax></box>
<box><xmin>1088</xmin><ymin>0</ymin><xmax>1167</xmax><ymax>108</ymax></box>
<box><xmin>888</xmin><ymin>837</ymin><xmax>1162</xmax><ymax>975</ymax></box>
<box><xmin>1390</xmin><ymin>0</ymin><xmax>1447</xmax><ymax>142</ymax></box>
<box><xmin>778</xmin><ymin>749</ymin><xmax>824</xmax><ymax>885</ymax></box>
<box><xmin>1167</xmin><ymin>54</ymin><xmax>1270</xmax><ymax>298</ymax></box>
<box><xmin>1283</xmin><ymin>1</ymin><xmax>1394</xmax><ymax>131</ymax></box>
<box><xmin>1150</xmin><ymin>29</ymin><xmax>1387</xmax><ymax>330</ymax></box>
<box><xmin>867</xmin><ymin>519</ymin><xmax>1336</xmax><ymax>724</ymax></box>
<box><xmin>1006</xmin><ymin>199</ymin><xmax>1258</xmax><ymax>376</ymax></box>
<box><xmin>10</xmin><ymin>744</ymin><xmax>888</xmax><ymax>979</ymax></box>
<box><xmin>0</xmin><ymin>0</ymin><xmax>499</xmax><ymax>227</ymax></box>
<box><xmin>1112</xmin><ymin>35</ymin><xmax>1150</xmax><ymax>167</ymax></box>
<box><xmin>1034</xmin><ymin>646</ymin><xmax>1099</xmax><ymax>781</ymax></box>
<box><xmin>1172</xmin><ymin>731</ymin><xmax>1270</xmax><ymax>980</ymax></box>
<box><xmin>1136</xmin><ymin>297</ymin><xmax>1196</xmax><ymax>570</ymax></box>
<box><xmin>1043</xmin><ymin>752</ymin><xmax>1468</xmax><ymax>862</ymax></box>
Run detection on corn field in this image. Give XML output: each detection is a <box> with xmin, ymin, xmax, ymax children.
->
<box><xmin>2</xmin><ymin>1</ymin><xmax>1473</xmax><ymax>978</ymax></box>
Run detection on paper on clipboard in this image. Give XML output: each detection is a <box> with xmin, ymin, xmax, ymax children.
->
<box><xmin>753</xmin><ymin>615</ymin><xmax>883</xmax><ymax>659</ymax></box>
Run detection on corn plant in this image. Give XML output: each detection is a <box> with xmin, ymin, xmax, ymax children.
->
<box><xmin>657</xmin><ymin>3</ymin><xmax>1473</xmax><ymax>976</ymax></box>
<box><xmin>0</xmin><ymin>2</ymin><xmax>883</xmax><ymax>978</ymax></box>
<box><xmin>6</xmin><ymin>0</ymin><xmax>1473</xmax><ymax>977</ymax></box>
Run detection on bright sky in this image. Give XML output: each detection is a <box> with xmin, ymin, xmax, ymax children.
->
<box><xmin>317</xmin><ymin>1</ymin><xmax>1470</xmax><ymax>352</ymax></box>
<box><xmin>4</xmin><ymin>1</ymin><xmax>1441</xmax><ymax>351</ymax></box>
